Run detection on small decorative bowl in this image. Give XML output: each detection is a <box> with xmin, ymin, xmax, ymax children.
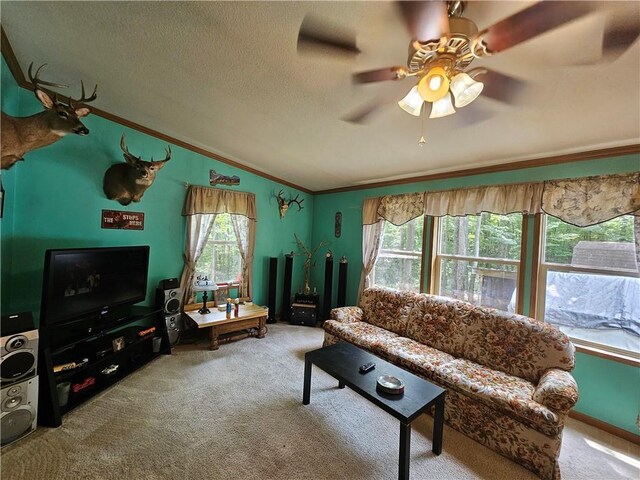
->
<box><xmin>377</xmin><ymin>374</ymin><xmax>405</xmax><ymax>395</ymax></box>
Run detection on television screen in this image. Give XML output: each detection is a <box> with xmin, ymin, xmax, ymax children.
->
<box><xmin>41</xmin><ymin>246</ymin><xmax>150</xmax><ymax>326</ymax></box>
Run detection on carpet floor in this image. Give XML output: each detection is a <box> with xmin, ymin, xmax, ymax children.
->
<box><xmin>1</xmin><ymin>323</ymin><xmax>639</xmax><ymax>480</ymax></box>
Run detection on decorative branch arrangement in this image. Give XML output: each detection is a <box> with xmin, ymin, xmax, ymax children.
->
<box><xmin>294</xmin><ymin>233</ymin><xmax>329</xmax><ymax>295</ymax></box>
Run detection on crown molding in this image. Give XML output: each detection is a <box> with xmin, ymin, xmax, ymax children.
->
<box><xmin>0</xmin><ymin>26</ymin><xmax>313</xmax><ymax>194</ymax></box>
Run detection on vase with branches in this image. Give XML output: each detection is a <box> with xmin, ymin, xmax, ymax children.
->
<box><xmin>294</xmin><ymin>234</ymin><xmax>329</xmax><ymax>295</ymax></box>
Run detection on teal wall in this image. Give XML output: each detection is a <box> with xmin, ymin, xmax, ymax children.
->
<box><xmin>0</xmin><ymin>56</ymin><xmax>313</xmax><ymax>320</ymax></box>
<box><xmin>311</xmin><ymin>155</ymin><xmax>640</xmax><ymax>434</ymax></box>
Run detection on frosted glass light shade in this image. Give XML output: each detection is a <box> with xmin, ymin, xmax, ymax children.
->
<box><xmin>398</xmin><ymin>86</ymin><xmax>424</xmax><ymax>116</ymax></box>
<box><xmin>418</xmin><ymin>66</ymin><xmax>449</xmax><ymax>102</ymax></box>
<box><xmin>450</xmin><ymin>72</ymin><xmax>484</xmax><ymax>108</ymax></box>
<box><xmin>429</xmin><ymin>92</ymin><xmax>456</xmax><ymax>118</ymax></box>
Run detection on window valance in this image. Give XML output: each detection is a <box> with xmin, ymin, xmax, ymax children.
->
<box><xmin>182</xmin><ymin>185</ymin><xmax>257</xmax><ymax>220</ymax></box>
<box><xmin>362</xmin><ymin>172</ymin><xmax>639</xmax><ymax>228</ymax></box>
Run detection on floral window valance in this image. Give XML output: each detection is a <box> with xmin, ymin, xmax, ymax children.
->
<box><xmin>362</xmin><ymin>172</ymin><xmax>639</xmax><ymax>228</ymax></box>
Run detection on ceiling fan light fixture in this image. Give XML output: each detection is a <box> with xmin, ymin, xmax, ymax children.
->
<box><xmin>429</xmin><ymin>92</ymin><xmax>456</xmax><ymax>119</ymax></box>
<box><xmin>398</xmin><ymin>86</ymin><xmax>424</xmax><ymax>116</ymax></box>
<box><xmin>450</xmin><ymin>72</ymin><xmax>484</xmax><ymax>107</ymax></box>
<box><xmin>418</xmin><ymin>66</ymin><xmax>450</xmax><ymax>102</ymax></box>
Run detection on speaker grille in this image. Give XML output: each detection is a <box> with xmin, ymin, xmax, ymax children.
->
<box><xmin>1</xmin><ymin>408</ymin><xmax>34</xmax><ymax>444</ymax></box>
<box><xmin>1</xmin><ymin>351</ymin><xmax>35</xmax><ymax>381</ymax></box>
<box><xmin>166</xmin><ymin>298</ymin><xmax>180</xmax><ymax>314</ymax></box>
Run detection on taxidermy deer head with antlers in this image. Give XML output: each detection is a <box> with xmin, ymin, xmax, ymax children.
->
<box><xmin>103</xmin><ymin>134</ymin><xmax>171</xmax><ymax>206</ymax></box>
<box><xmin>275</xmin><ymin>190</ymin><xmax>305</xmax><ymax>218</ymax></box>
<box><xmin>1</xmin><ymin>63</ymin><xmax>97</xmax><ymax>170</ymax></box>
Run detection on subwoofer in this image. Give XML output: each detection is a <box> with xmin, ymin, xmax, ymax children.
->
<box><xmin>1</xmin><ymin>376</ymin><xmax>38</xmax><ymax>447</ymax></box>
<box><xmin>156</xmin><ymin>278</ymin><xmax>182</xmax><ymax>316</ymax></box>
<box><xmin>1</xmin><ymin>313</ymin><xmax>38</xmax><ymax>386</ymax></box>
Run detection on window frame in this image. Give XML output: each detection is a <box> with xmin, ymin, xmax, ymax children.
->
<box><xmin>535</xmin><ymin>214</ymin><xmax>640</xmax><ymax>361</ymax></box>
<box><xmin>196</xmin><ymin>214</ymin><xmax>243</xmax><ymax>285</ymax></box>
<box><xmin>371</xmin><ymin>215</ymin><xmax>427</xmax><ymax>293</ymax></box>
<box><xmin>430</xmin><ymin>214</ymin><xmax>527</xmax><ymax>314</ymax></box>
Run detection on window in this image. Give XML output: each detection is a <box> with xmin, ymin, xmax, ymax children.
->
<box><xmin>373</xmin><ymin>216</ymin><xmax>424</xmax><ymax>292</ymax></box>
<box><xmin>433</xmin><ymin>213</ymin><xmax>523</xmax><ymax>312</ymax></box>
<box><xmin>538</xmin><ymin>214</ymin><xmax>639</xmax><ymax>357</ymax></box>
<box><xmin>196</xmin><ymin>214</ymin><xmax>243</xmax><ymax>284</ymax></box>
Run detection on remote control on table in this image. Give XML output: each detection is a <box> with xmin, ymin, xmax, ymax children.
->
<box><xmin>359</xmin><ymin>362</ymin><xmax>376</xmax><ymax>373</ymax></box>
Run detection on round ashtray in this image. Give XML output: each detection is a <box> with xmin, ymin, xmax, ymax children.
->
<box><xmin>377</xmin><ymin>374</ymin><xmax>405</xmax><ymax>395</ymax></box>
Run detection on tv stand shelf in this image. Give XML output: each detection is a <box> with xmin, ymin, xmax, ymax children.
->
<box><xmin>38</xmin><ymin>306</ymin><xmax>170</xmax><ymax>427</ymax></box>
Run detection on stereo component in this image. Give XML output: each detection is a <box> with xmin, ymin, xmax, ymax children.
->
<box><xmin>165</xmin><ymin>314</ymin><xmax>182</xmax><ymax>346</ymax></box>
<box><xmin>1</xmin><ymin>376</ymin><xmax>38</xmax><ymax>447</ymax></box>
<box><xmin>281</xmin><ymin>253</ymin><xmax>294</xmax><ymax>322</ymax></box>
<box><xmin>337</xmin><ymin>257</ymin><xmax>348</xmax><ymax>308</ymax></box>
<box><xmin>322</xmin><ymin>253</ymin><xmax>334</xmax><ymax>320</ymax></box>
<box><xmin>267</xmin><ymin>257</ymin><xmax>278</xmax><ymax>324</ymax></box>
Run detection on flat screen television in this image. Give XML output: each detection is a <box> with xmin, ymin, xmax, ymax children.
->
<box><xmin>40</xmin><ymin>246</ymin><xmax>150</xmax><ymax>326</ymax></box>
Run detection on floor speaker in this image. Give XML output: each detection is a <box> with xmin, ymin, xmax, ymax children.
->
<box><xmin>337</xmin><ymin>258</ymin><xmax>348</xmax><ymax>308</ymax></box>
<box><xmin>322</xmin><ymin>254</ymin><xmax>333</xmax><ymax>319</ymax></box>
<box><xmin>1</xmin><ymin>313</ymin><xmax>38</xmax><ymax>387</ymax></box>
<box><xmin>1</xmin><ymin>375</ymin><xmax>38</xmax><ymax>447</ymax></box>
<box><xmin>267</xmin><ymin>257</ymin><xmax>278</xmax><ymax>324</ymax></box>
<box><xmin>164</xmin><ymin>314</ymin><xmax>182</xmax><ymax>346</ymax></box>
<box><xmin>281</xmin><ymin>254</ymin><xmax>294</xmax><ymax>321</ymax></box>
<box><xmin>156</xmin><ymin>283</ymin><xmax>182</xmax><ymax>316</ymax></box>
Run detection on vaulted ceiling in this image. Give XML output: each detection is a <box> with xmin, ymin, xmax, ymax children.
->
<box><xmin>2</xmin><ymin>1</ymin><xmax>639</xmax><ymax>191</ymax></box>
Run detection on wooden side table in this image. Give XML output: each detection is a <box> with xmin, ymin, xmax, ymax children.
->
<box><xmin>184</xmin><ymin>304</ymin><xmax>268</xmax><ymax>350</ymax></box>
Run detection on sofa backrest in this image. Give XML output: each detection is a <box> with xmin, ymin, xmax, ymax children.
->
<box><xmin>360</xmin><ymin>286</ymin><xmax>419</xmax><ymax>336</ymax></box>
<box><xmin>463</xmin><ymin>307</ymin><xmax>575</xmax><ymax>383</ymax></box>
<box><xmin>405</xmin><ymin>295</ymin><xmax>475</xmax><ymax>358</ymax></box>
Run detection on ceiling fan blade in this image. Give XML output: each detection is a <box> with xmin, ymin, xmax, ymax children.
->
<box><xmin>297</xmin><ymin>16</ymin><xmax>360</xmax><ymax>56</ymax></box>
<box><xmin>601</xmin><ymin>15</ymin><xmax>640</xmax><ymax>62</ymax></box>
<box><xmin>341</xmin><ymin>101</ymin><xmax>384</xmax><ymax>125</ymax></box>
<box><xmin>397</xmin><ymin>0</ymin><xmax>450</xmax><ymax>42</ymax></box>
<box><xmin>353</xmin><ymin>67</ymin><xmax>405</xmax><ymax>84</ymax></box>
<box><xmin>468</xmin><ymin>68</ymin><xmax>526</xmax><ymax>104</ymax></box>
<box><xmin>480</xmin><ymin>1</ymin><xmax>595</xmax><ymax>54</ymax></box>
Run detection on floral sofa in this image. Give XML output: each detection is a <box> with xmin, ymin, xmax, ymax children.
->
<box><xmin>323</xmin><ymin>286</ymin><xmax>578</xmax><ymax>480</ymax></box>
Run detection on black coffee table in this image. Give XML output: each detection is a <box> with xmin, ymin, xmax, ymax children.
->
<box><xmin>303</xmin><ymin>342</ymin><xmax>446</xmax><ymax>480</ymax></box>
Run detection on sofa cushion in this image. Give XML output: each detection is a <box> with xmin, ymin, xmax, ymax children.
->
<box><xmin>405</xmin><ymin>295</ymin><xmax>475</xmax><ymax>358</ymax></box>
<box><xmin>360</xmin><ymin>286</ymin><xmax>419</xmax><ymax>336</ymax></box>
<box><xmin>463</xmin><ymin>308</ymin><xmax>575</xmax><ymax>383</ymax></box>
<box><xmin>376</xmin><ymin>337</ymin><xmax>455</xmax><ymax>381</ymax></box>
<box><xmin>323</xmin><ymin>319</ymin><xmax>398</xmax><ymax>351</ymax></box>
<box><xmin>435</xmin><ymin>359</ymin><xmax>562</xmax><ymax>436</ymax></box>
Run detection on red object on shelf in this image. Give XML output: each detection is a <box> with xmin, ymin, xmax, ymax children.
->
<box><xmin>72</xmin><ymin>376</ymin><xmax>96</xmax><ymax>393</ymax></box>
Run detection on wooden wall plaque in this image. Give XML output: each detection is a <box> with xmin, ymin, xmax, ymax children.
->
<box><xmin>101</xmin><ymin>210</ymin><xmax>144</xmax><ymax>230</ymax></box>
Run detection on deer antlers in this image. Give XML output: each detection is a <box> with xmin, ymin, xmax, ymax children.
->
<box><xmin>276</xmin><ymin>190</ymin><xmax>305</xmax><ymax>218</ymax></box>
<box><xmin>28</xmin><ymin>62</ymin><xmax>97</xmax><ymax>108</ymax></box>
<box><xmin>120</xmin><ymin>134</ymin><xmax>171</xmax><ymax>164</ymax></box>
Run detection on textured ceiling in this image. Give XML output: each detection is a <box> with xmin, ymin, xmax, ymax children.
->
<box><xmin>2</xmin><ymin>1</ymin><xmax>639</xmax><ymax>191</ymax></box>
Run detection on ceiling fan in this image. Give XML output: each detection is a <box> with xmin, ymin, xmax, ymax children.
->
<box><xmin>297</xmin><ymin>1</ymin><xmax>640</xmax><ymax>134</ymax></box>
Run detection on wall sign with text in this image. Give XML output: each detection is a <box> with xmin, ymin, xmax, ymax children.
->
<box><xmin>101</xmin><ymin>210</ymin><xmax>144</xmax><ymax>230</ymax></box>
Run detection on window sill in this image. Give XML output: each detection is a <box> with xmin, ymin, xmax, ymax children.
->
<box><xmin>574</xmin><ymin>344</ymin><xmax>640</xmax><ymax>367</ymax></box>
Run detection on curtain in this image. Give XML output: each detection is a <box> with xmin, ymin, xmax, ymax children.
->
<box><xmin>377</xmin><ymin>192</ymin><xmax>426</xmax><ymax>226</ymax></box>
<box><xmin>358</xmin><ymin>197</ymin><xmax>385</xmax><ymax>304</ymax></box>
<box><xmin>231</xmin><ymin>214</ymin><xmax>256</xmax><ymax>298</ymax></box>
<box><xmin>179</xmin><ymin>214</ymin><xmax>216</xmax><ymax>305</ymax></box>
<box><xmin>541</xmin><ymin>172</ymin><xmax>640</xmax><ymax>227</ymax></box>
<box><xmin>424</xmin><ymin>182</ymin><xmax>544</xmax><ymax>217</ymax></box>
<box><xmin>181</xmin><ymin>185</ymin><xmax>258</xmax><ymax>304</ymax></box>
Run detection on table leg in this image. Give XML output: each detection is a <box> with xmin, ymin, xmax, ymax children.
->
<box><xmin>209</xmin><ymin>326</ymin><xmax>220</xmax><ymax>351</ymax></box>
<box><xmin>303</xmin><ymin>358</ymin><xmax>312</xmax><ymax>405</ymax></box>
<box><xmin>399</xmin><ymin>421</ymin><xmax>411</xmax><ymax>480</ymax></box>
<box><xmin>432</xmin><ymin>394</ymin><xmax>445</xmax><ymax>455</ymax></box>
<box><xmin>257</xmin><ymin>316</ymin><xmax>267</xmax><ymax>338</ymax></box>
<box><xmin>338</xmin><ymin>380</ymin><xmax>345</xmax><ymax>389</ymax></box>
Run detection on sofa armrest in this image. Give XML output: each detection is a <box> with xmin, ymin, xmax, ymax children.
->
<box><xmin>533</xmin><ymin>369</ymin><xmax>579</xmax><ymax>414</ymax></box>
<box><xmin>330</xmin><ymin>306</ymin><xmax>363</xmax><ymax>324</ymax></box>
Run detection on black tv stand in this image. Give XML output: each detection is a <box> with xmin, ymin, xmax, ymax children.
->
<box><xmin>38</xmin><ymin>306</ymin><xmax>170</xmax><ymax>427</ymax></box>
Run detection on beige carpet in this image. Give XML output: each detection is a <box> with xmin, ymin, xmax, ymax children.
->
<box><xmin>1</xmin><ymin>323</ymin><xmax>639</xmax><ymax>480</ymax></box>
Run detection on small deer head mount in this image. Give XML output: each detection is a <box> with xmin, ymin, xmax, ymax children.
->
<box><xmin>1</xmin><ymin>63</ymin><xmax>98</xmax><ymax>170</ymax></box>
<box><xmin>275</xmin><ymin>189</ymin><xmax>305</xmax><ymax>218</ymax></box>
<box><xmin>103</xmin><ymin>134</ymin><xmax>171</xmax><ymax>206</ymax></box>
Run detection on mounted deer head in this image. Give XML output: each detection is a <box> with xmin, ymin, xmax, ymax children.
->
<box><xmin>103</xmin><ymin>134</ymin><xmax>171</xmax><ymax>205</ymax></box>
<box><xmin>275</xmin><ymin>189</ymin><xmax>305</xmax><ymax>218</ymax></box>
<box><xmin>1</xmin><ymin>63</ymin><xmax>98</xmax><ymax>170</ymax></box>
